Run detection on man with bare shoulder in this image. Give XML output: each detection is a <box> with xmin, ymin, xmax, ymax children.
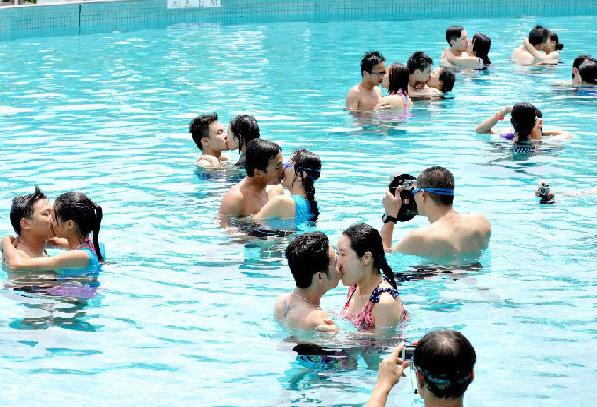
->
<box><xmin>380</xmin><ymin>166</ymin><xmax>491</xmax><ymax>259</ymax></box>
<box><xmin>346</xmin><ymin>51</ymin><xmax>388</xmax><ymax>112</ymax></box>
<box><xmin>219</xmin><ymin>139</ymin><xmax>284</xmax><ymax>226</ymax></box>
<box><xmin>189</xmin><ymin>112</ymin><xmax>229</xmax><ymax>169</ymax></box>
<box><xmin>274</xmin><ymin>232</ymin><xmax>341</xmax><ymax>332</ymax></box>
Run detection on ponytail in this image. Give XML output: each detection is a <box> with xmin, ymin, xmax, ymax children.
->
<box><xmin>291</xmin><ymin>149</ymin><xmax>321</xmax><ymax>221</ymax></box>
<box><xmin>299</xmin><ymin>169</ymin><xmax>320</xmax><ymax>221</ymax></box>
<box><xmin>377</xmin><ymin>253</ymin><xmax>397</xmax><ymax>289</ymax></box>
<box><xmin>93</xmin><ymin>205</ymin><xmax>104</xmax><ymax>263</ymax></box>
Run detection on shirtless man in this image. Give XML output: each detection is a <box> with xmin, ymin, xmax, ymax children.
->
<box><xmin>219</xmin><ymin>138</ymin><xmax>284</xmax><ymax>226</ymax></box>
<box><xmin>346</xmin><ymin>51</ymin><xmax>389</xmax><ymax>112</ymax></box>
<box><xmin>512</xmin><ymin>25</ymin><xmax>557</xmax><ymax>66</ymax></box>
<box><xmin>189</xmin><ymin>112</ymin><xmax>229</xmax><ymax>169</ymax></box>
<box><xmin>380</xmin><ymin>166</ymin><xmax>491</xmax><ymax>258</ymax></box>
<box><xmin>274</xmin><ymin>232</ymin><xmax>340</xmax><ymax>332</ymax></box>
<box><xmin>440</xmin><ymin>26</ymin><xmax>483</xmax><ymax>69</ymax></box>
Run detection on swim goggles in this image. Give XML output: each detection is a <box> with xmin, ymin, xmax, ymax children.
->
<box><xmin>411</xmin><ymin>187</ymin><xmax>454</xmax><ymax>196</ymax></box>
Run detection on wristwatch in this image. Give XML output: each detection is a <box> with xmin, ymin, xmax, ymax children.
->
<box><xmin>382</xmin><ymin>213</ymin><xmax>398</xmax><ymax>224</ymax></box>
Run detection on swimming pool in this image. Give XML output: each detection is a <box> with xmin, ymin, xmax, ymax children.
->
<box><xmin>1</xmin><ymin>14</ymin><xmax>596</xmax><ymax>406</ymax></box>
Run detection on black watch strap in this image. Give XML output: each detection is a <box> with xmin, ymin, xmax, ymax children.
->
<box><xmin>382</xmin><ymin>213</ymin><xmax>398</xmax><ymax>224</ymax></box>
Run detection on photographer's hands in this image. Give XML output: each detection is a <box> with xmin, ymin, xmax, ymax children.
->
<box><xmin>366</xmin><ymin>343</ymin><xmax>409</xmax><ymax>407</ymax></box>
<box><xmin>383</xmin><ymin>188</ymin><xmax>403</xmax><ymax>217</ymax></box>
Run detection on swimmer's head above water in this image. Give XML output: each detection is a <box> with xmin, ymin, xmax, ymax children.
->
<box><xmin>528</xmin><ymin>25</ymin><xmax>549</xmax><ymax>50</ymax></box>
<box><xmin>471</xmin><ymin>33</ymin><xmax>492</xmax><ymax>65</ymax></box>
<box><xmin>572</xmin><ymin>54</ymin><xmax>596</xmax><ymax>84</ymax></box>
<box><xmin>245</xmin><ymin>139</ymin><xmax>284</xmax><ymax>185</ymax></box>
<box><xmin>407</xmin><ymin>51</ymin><xmax>433</xmax><ymax>90</ymax></box>
<box><xmin>510</xmin><ymin>102</ymin><xmax>543</xmax><ymax>143</ymax></box>
<box><xmin>382</xmin><ymin>63</ymin><xmax>409</xmax><ymax>95</ymax></box>
<box><xmin>445</xmin><ymin>26</ymin><xmax>468</xmax><ymax>52</ymax></box>
<box><xmin>284</xmin><ymin>149</ymin><xmax>322</xmax><ymax>219</ymax></box>
<box><xmin>427</xmin><ymin>67</ymin><xmax>455</xmax><ymax>93</ymax></box>
<box><xmin>53</xmin><ymin>192</ymin><xmax>104</xmax><ymax>263</ymax></box>
<box><xmin>360</xmin><ymin>50</ymin><xmax>386</xmax><ymax>87</ymax></box>
<box><xmin>227</xmin><ymin>114</ymin><xmax>260</xmax><ymax>153</ymax></box>
<box><xmin>189</xmin><ymin>112</ymin><xmax>228</xmax><ymax>153</ymax></box>
<box><xmin>10</xmin><ymin>186</ymin><xmax>52</xmax><ymax>240</ymax></box>
<box><xmin>285</xmin><ymin>232</ymin><xmax>340</xmax><ymax>290</ymax></box>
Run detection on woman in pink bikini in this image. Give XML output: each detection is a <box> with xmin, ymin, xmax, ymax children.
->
<box><xmin>337</xmin><ymin>223</ymin><xmax>406</xmax><ymax>334</ymax></box>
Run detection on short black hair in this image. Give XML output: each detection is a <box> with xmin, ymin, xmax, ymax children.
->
<box><xmin>407</xmin><ymin>52</ymin><xmax>433</xmax><ymax>74</ymax></box>
<box><xmin>548</xmin><ymin>31</ymin><xmax>564</xmax><ymax>51</ymax></box>
<box><xmin>387</xmin><ymin>63</ymin><xmax>409</xmax><ymax>95</ymax></box>
<box><xmin>573</xmin><ymin>54</ymin><xmax>596</xmax><ymax>70</ymax></box>
<box><xmin>445</xmin><ymin>26</ymin><xmax>464</xmax><ymax>45</ymax></box>
<box><xmin>229</xmin><ymin>115</ymin><xmax>260</xmax><ymax>152</ymax></box>
<box><xmin>285</xmin><ymin>232</ymin><xmax>330</xmax><ymax>289</ymax></box>
<box><xmin>472</xmin><ymin>33</ymin><xmax>491</xmax><ymax>65</ymax></box>
<box><xmin>413</xmin><ymin>330</ymin><xmax>476</xmax><ymax>399</ymax></box>
<box><xmin>417</xmin><ymin>166</ymin><xmax>454</xmax><ymax>205</ymax></box>
<box><xmin>360</xmin><ymin>51</ymin><xmax>385</xmax><ymax>78</ymax></box>
<box><xmin>189</xmin><ymin>112</ymin><xmax>218</xmax><ymax>151</ymax></box>
<box><xmin>511</xmin><ymin>102</ymin><xmax>540</xmax><ymax>142</ymax></box>
<box><xmin>528</xmin><ymin>25</ymin><xmax>548</xmax><ymax>46</ymax></box>
<box><xmin>245</xmin><ymin>139</ymin><xmax>281</xmax><ymax>177</ymax></box>
<box><xmin>439</xmin><ymin>67</ymin><xmax>455</xmax><ymax>92</ymax></box>
<box><xmin>10</xmin><ymin>186</ymin><xmax>47</xmax><ymax>235</ymax></box>
<box><xmin>579</xmin><ymin>61</ymin><xmax>597</xmax><ymax>84</ymax></box>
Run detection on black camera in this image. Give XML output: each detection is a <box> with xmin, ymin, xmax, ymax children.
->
<box><xmin>388</xmin><ymin>174</ymin><xmax>418</xmax><ymax>221</ymax></box>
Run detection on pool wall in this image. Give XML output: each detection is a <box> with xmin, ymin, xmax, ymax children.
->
<box><xmin>1</xmin><ymin>0</ymin><xmax>596</xmax><ymax>41</ymax></box>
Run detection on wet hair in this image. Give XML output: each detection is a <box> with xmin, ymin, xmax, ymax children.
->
<box><xmin>342</xmin><ymin>223</ymin><xmax>397</xmax><ymax>289</ymax></box>
<box><xmin>189</xmin><ymin>112</ymin><xmax>218</xmax><ymax>151</ymax></box>
<box><xmin>407</xmin><ymin>51</ymin><xmax>433</xmax><ymax>74</ymax></box>
<box><xmin>291</xmin><ymin>149</ymin><xmax>321</xmax><ymax>221</ymax></box>
<box><xmin>573</xmin><ymin>54</ymin><xmax>596</xmax><ymax>71</ymax></box>
<box><xmin>285</xmin><ymin>232</ymin><xmax>329</xmax><ymax>288</ymax></box>
<box><xmin>511</xmin><ymin>102</ymin><xmax>541</xmax><ymax>142</ymax></box>
<box><xmin>417</xmin><ymin>166</ymin><xmax>455</xmax><ymax>206</ymax></box>
<box><xmin>10</xmin><ymin>186</ymin><xmax>47</xmax><ymax>235</ymax></box>
<box><xmin>548</xmin><ymin>31</ymin><xmax>564</xmax><ymax>51</ymax></box>
<box><xmin>579</xmin><ymin>61</ymin><xmax>597</xmax><ymax>84</ymax></box>
<box><xmin>360</xmin><ymin>51</ymin><xmax>385</xmax><ymax>78</ymax></box>
<box><xmin>54</xmin><ymin>192</ymin><xmax>104</xmax><ymax>263</ymax></box>
<box><xmin>472</xmin><ymin>33</ymin><xmax>491</xmax><ymax>65</ymax></box>
<box><xmin>245</xmin><ymin>139</ymin><xmax>281</xmax><ymax>177</ymax></box>
<box><xmin>439</xmin><ymin>67</ymin><xmax>455</xmax><ymax>92</ymax></box>
<box><xmin>229</xmin><ymin>115</ymin><xmax>260</xmax><ymax>152</ymax></box>
<box><xmin>528</xmin><ymin>25</ymin><xmax>548</xmax><ymax>46</ymax></box>
<box><xmin>413</xmin><ymin>330</ymin><xmax>476</xmax><ymax>399</ymax></box>
<box><xmin>387</xmin><ymin>63</ymin><xmax>409</xmax><ymax>95</ymax></box>
<box><xmin>445</xmin><ymin>26</ymin><xmax>464</xmax><ymax>45</ymax></box>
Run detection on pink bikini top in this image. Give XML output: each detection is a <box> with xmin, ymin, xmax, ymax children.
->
<box><xmin>340</xmin><ymin>280</ymin><xmax>406</xmax><ymax>331</ymax></box>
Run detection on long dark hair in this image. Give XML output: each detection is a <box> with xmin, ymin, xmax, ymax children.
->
<box><xmin>472</xmin><ymin>33</ymin><xmax>491</xmax><ymax>65</ymax></box>
<box><xmin>291</xmin><ymin>149</ymin><xmax>321</xmax><ymax>220</ymax></box>
<box><xmin>54</xmin><ymin>192</ymin><xmax>104</xmax><ymax>263</ymax></box>
<box><xmin>388</xmin><ymin>63</ymin><xmax>409</xmax><ymax>95</ymax></box>
<box><xmin>342</xmin><ymin>223</ymin><xmax>397</xmax><ymax>289</ymax></box>
<box><xmin>229</xmin><ymin>114</ymin><xmax>260</xmax><ymax>152</ymax></box>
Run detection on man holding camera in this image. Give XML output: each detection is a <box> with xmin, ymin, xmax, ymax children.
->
<box><xmin>380</xmin><ymin>166</ymin><xmax>491</xmax><ymax>258</ymax></box>
<box><xmin>367</xmin><ymin>330</ymin><xmax>476</xmax><ymax>407</ymax></box>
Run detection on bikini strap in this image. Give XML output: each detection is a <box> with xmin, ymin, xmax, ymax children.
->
<box><xmin>369</xmin><ymin>287</ymin><xmax>400</xmax><ymax>304</ymax></box>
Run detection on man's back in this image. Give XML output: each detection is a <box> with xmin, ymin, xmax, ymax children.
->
<box><xmin>413</xmin><ymin>212</ymin><xmax>491</xmax><ymax>257</ymax></box>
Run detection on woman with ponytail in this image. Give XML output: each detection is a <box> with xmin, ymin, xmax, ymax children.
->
<box><xmin>254</xmin><ymin>149</ymin><xmax>321</xmax><ymax>223</ymax></box>
<box><xmin>2</xmin><ymin>192</ymin><xmax>104</xmax><ymax>273</ymax></box>
<box><xmin>337</xmin><ymin>223</ymin><xmax>406</xmax><ymax>334</ymax></box>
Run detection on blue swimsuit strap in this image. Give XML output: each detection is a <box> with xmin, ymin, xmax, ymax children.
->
<box><xmin>369</xmin><ymin>287</ymin><xmax>400</xmax><ymax>304</ymax></box>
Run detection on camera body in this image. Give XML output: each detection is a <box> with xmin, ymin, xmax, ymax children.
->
<box><xmin>401</xmin><ymin>344</ymin><xmax>416</xmax><ymax>363</ymax></box>
<box><xmin>389</xmin><ymin>174</ymin><xmax>418</xmax><ymax>221</ymax></box>
<box><xmin>537</xmin><ymin>182</ymin><xmax>555</xmax><ymax>205</ymax></box>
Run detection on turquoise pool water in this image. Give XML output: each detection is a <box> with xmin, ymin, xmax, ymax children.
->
<box><xmin>1</xmin><ymin>15</ymin><xmax>596</xmax><ymax>406</ymax></box>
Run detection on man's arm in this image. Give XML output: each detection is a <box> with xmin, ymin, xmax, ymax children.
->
<box><xmin>521</xmin><ymin>39</ymin><xmax>557</xmax><ymax>65</ymax></box>
<box><xmin>543</xmin><ymin>129</ymin><xmax>572</xmax><ymax>140</ymax></box>
<box><xmin>345</xmin><ymin>87</ymin><xmax>360</xmax><ymax>111</ymax></box>
<box><xmin>443</xmin><ymin>49</ymin><xmax>482</xmax><ymax>68</ymax></box>
<box><xmin>366</xmin><ymin>344</ymin><xmax>408</xmax><ymax>407</ymax></box>
<box><xmin>2</xmin><ymin>237</ymin><xmax>90</xmax><ymax>271</ymax></box>
<box><xmin>307</xmin><ymin>309</ymin><xmax>339</xmax><ymax>333</ymax></box>
<box><xmin>475</xmin><ymin>105</ymin><xmax>512</xmax><ymax>134</ymax></box>
<box><xmin>219</xmin><ymin>190</ymin><xmax>243</xmax><ymax>227</ymax></box>
<box><xmin>381</xmin><ymin>190</ymin><xmax>402</xmax><ymax>251</ymax></box>
<box><xmin>253</xmin><ymin>195</ymin><xmax>295</xmax><ymax>220</ymax></box>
